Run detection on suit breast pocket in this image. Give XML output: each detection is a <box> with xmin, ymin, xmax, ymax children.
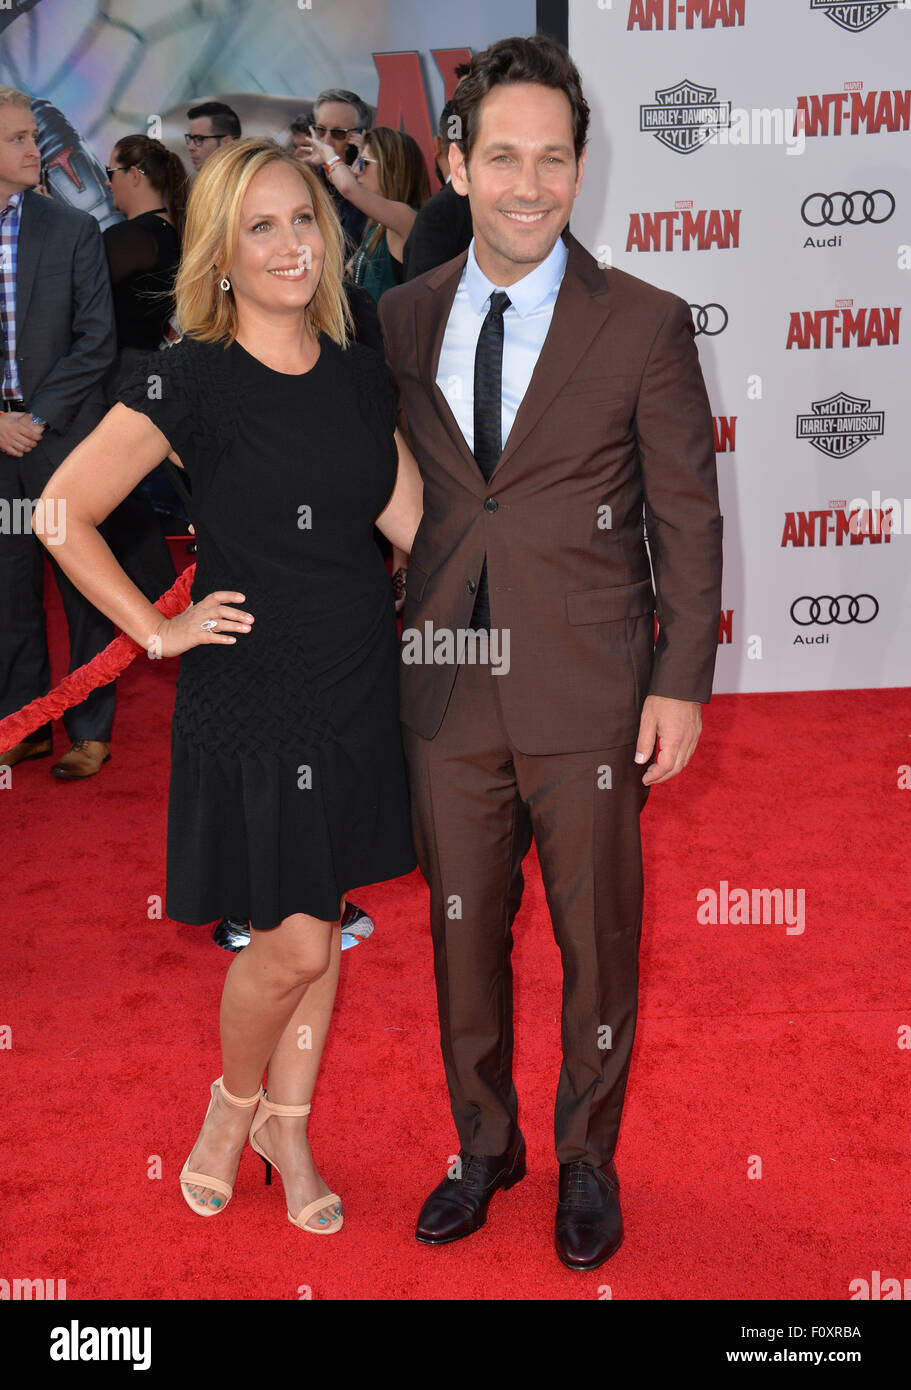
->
<box><xmin>557</xmin><ymin>380</ymin><xmax>635</xmax><ymax>432</ymax></box>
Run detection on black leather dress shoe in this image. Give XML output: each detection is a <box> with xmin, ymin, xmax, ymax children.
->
<box><xmin>555</xmin><ymin>1160</ymin><xmax>623</xmax><ymax>1270</ymax></box>
<box><xmin>416</xmin><ymin>1132</ymin><xmax>526</xmax><ymax>1244</ymax></box>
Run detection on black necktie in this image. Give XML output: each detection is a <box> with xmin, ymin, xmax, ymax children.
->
<box><xmin>471</xmin><ymin>291</ymin><xmax>511</xmax><ymax>629</ymax></box>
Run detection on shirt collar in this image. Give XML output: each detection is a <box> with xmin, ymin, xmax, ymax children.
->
<box><xmin>464</xmin><ymin>233</ymin><xmax>568</xmax><ymax>319</ymax></box>
<box><xmin>1</xmin><ymin>190</ymin><xmax>25</xmax><ymax>218</ymax></box>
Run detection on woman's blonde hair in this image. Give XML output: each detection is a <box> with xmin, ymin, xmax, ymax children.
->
<box><xmin>175</xmin><ymin>137</ymin><xmax>352</xmax><ymax>346</ymax></box>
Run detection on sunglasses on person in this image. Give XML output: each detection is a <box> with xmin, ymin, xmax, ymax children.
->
<box><xmin>105</xmin><ymin>164</ymin><xmax>146</xmax><ymax>180</ymax></box>
<box><xmin>312</xmin><ymin>124</ymin><xmax>357</xmax><ymax>142</ymax></box>
<box><xmin>353</xmin><ymin>154</ymin><xmax>378</xmax><ymax>172</ymax></box>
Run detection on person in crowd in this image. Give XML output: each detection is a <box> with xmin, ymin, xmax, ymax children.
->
<box><xmin>402</xmin><ymin>98</ymin><xmax>473</xmax><ymax>281</ymax></box>
<box><xmin>0</xmin><ymin>86</ymin><xmax>117</xmax><ymax>779</ymax></box>
<box><xmin>290</xmin><ymin>89</ymin><xmax>371</xmax><ymax>256</ymax></box>
<box><xmin>303</xmin><ymin>125</ymin><xmax>429</xmax><ymax>301</ymax></box>
<box><xmin>103</xmin><ymin>134</ymin><xmax>187</xmax><ymax>349</ymax></box>
<box><xmin>100</xmin><ymin>134</ymin><xmax>190</xmax><ymax>601</ymax></box>
<box><xmin>34</xmin><ymin>138</ymin><xmax>422</xmax><ymax>1233</ymax></box>
<box><xmin>379</xmin><ymin>35</ymin><xmax>722</xmax><ymax>1269</ymax></box>
<box><xmin>185</xmin><ymin>101</ymin><xmax>241</xmax><ymax>172</ymax></box>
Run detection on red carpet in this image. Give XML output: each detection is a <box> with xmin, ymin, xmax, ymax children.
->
<box><xmin>4</xmin><ymin>549</ymin><xmax>910</xmax><ymax>1300</ymax></box>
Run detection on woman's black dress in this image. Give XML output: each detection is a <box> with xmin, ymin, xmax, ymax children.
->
<box><xmin>117</xmin><ymin>333</ymin><xmax>415</xmax><ymax>929</ymax></box>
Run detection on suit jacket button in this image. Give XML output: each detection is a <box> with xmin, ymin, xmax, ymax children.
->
<box><xmin>483</xmin><ymin>497</ymin><xmax>498</xmax><ymax>513</ymax></box>
<box><xmin>467</xmin><ymin>579</ymin><xmax>476</xmax><ymax>594</ymax></box>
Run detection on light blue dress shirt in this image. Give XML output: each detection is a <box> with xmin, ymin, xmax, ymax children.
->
<box><xmin>436</xmin><ymin>234</ymin><xmax>568</xmax><ymax>456</ymax></box>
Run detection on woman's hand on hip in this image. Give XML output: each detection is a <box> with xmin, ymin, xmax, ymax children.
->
<box><xmin>152</xmin><ymin>591</ymin><xmax>254</xmax><ymax>658</ymax></box>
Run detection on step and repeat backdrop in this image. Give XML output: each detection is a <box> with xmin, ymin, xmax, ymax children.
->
<box><xmin>568</xmin><ymin>0</ymin><xmax>911</xmax><ymax>693</ymax></box>
<box><xmin>1</xmin><ymin>0</ymin><xmax>907</xmax><ymax>694</ymax></box>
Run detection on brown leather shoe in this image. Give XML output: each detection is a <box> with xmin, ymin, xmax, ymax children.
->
<box><xmin>50</xmin><ymin>739</ymin><xmax>111</xmax><ymax>779</ymax></box>
<box><xmin>1</xmin><ymin>737</ymin><xmax>53</xmax><ymax>767</ymax></box>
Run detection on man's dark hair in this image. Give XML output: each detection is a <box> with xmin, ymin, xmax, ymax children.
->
<box><xmin>186</xmin><ymin>101</ymin><xmax>241</xmax><ymax>139</ymax></box>
<box><xmin>452</xmin><ymin>35</ymin><xmax>589</xmax><ymax>164</ymax></box>
<box><xmin>289</xmin><ymin>111</ymin><xmax>315</xmax><ymax>135</ymax></box>
<box><xmin>437</xmin><ymin>99</ymin><xmax>458</xmax><ymax>152</ymax></box>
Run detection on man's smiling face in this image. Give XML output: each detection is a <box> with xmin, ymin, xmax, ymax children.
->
<box><xmin>449</xmin><ymin>81</ymin><xmax>585</xmax><ymax>286</ymax></box>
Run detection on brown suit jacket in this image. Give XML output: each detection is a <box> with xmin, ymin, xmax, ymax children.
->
<box><xmin>378</xmin><ymin>231</ymin><xmax>723</xmax><ymax>755</ymax></box>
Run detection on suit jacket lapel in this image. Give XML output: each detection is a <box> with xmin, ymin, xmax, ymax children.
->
<box><xmin>491</xmin><ymin>233</ymin><xmax>611</xmax><ymax>480</ymax></box>
<box><xmin>412</xmin><ymin>248</ymin><xmax>479</xmax><ymax>475</ymax></box>
<box><xmin>16</xmin><ymin>191</ymin><xmax>49</xmax><ymax>336</ymax></box>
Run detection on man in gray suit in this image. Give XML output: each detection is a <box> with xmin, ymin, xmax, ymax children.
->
<box><xmin>0</xmin><ymin>87</ymin><xmax>117</xmax><ymax>777</ymax></box>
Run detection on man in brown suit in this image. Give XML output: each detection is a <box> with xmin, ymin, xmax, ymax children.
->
<box><xmin>378</xmin><ymin>35</ymin><xmax>722</xmax><ymax>1269</ymax></box>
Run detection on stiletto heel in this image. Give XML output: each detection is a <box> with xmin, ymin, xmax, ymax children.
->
<box><xmin>179</xmin><ymin>1075</ymin><xmax>263</xmax><ymax>1216</ymax></box>
<box><xmin>249</xmin><ymin>1093</ymin><xmax>343</xmax><ymax>1234</ymax></box>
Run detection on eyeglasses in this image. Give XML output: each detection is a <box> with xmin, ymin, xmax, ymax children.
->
<box><xmin>353</xmin><ymin>155</ymin><xmax>377</xmax><ymax>172</ymax></box>
<box><xmin>105</xmin><ymin>164</ymin><xmax>145</xmax><ymax>180</ymax></box>
<box><xmin>184</xmin><ymin>133</ymin><xmax>222</xmax><ymax>148</ymax></box>
<box><xmin>313</xmin><ymin>124</ymin><xmax>356</xmax><ymax>142</ymax></box>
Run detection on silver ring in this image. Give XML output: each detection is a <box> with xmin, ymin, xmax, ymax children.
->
<box><xmin>200</xmin><ymin>618</ymin><xmax>218</xmax><ymax>631</ymax></box>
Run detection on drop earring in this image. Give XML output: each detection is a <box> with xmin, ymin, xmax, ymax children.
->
<box><xmin>220</xmin><ymin>276</ymin><xmax>231</xmax><ymax>291</ymax></box>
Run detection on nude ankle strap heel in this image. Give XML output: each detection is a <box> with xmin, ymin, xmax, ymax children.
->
<box><xmin>248</xmin><ymin>1093</ymin><xmax>343</xmax><ymax>1234</ymax></box>
<box><xmin>179</xmin><ymin>1076</ymin><xmax>263</xmax><ymax>1217</ymax></box>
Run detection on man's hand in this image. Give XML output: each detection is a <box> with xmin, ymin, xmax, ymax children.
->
<box><xmin>634</xmin><ymin>694</ymin><xmax>702</xmax><ymax>786</ymax></box>
<box><xmin>0</xmin><ymin>413</ymin><xmax>44</xmax><ymax>457</ymax></box>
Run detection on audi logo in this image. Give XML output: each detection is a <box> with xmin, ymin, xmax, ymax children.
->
<box><xmin>790</xmin><ymin>594</ymin><xmax>879</xmax><ymax>626</ymax></box>
<box><xmin>689</xmin><ymin>303</ymin><xmax>728</xmax><ymax>336</ymax></box>
<box><xmin>801</xmin><ymin>190</ymin><xmax>895</xmax><ymax>227</ymax></box>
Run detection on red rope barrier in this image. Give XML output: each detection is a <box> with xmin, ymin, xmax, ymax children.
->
<box><xmin>0</xmin><ymin>563</ymin><xmax>196</xmax><ymax>751</ymax></box>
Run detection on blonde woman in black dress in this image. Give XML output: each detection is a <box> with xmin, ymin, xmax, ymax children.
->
<box><xmin>35</xmin><ymin>139</ymin><xmax>422</xmax><ymax>1233</ymax></box>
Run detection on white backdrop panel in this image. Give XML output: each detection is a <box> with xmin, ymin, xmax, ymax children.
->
<box><xmin>569</xmin><ymin>0</ymin><xmax>911</xmax><ymax>693</ymax></box>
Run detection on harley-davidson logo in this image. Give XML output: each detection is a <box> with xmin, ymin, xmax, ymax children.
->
<box><xmin>795</xmin><ymin>392</ymin><xmax>885</xmax><ymax>457</ymax></box>
<box><xmin>640</xmin><ymin>79</ymin><xmax>731</xmax><ymax>154</ymax></box>
<box><xmin>810</xmin><ymin>1</ymin><xmax>900</xmax><ymax>33</ymax></box>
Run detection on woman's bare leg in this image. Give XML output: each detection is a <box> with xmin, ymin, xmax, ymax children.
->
<box><xmin>181</xmin><ymin>907</ymin><xmax>338</xmax><ymax>1212</ymax></box>
<box><xmin>253</xmin><ymin>921</ymin><xmax>343</xmax><ymax>1228</ymax></box>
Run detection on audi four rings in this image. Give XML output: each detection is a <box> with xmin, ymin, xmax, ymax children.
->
<box><xmin>790</xmin><ymin>595</ymin><xmax>879</xmax><ymax>626</ymax></box>
<box><xmin>688</xmin><ymin>303</ymin><xmax>728</xmax><ymax>336</ymax></box>
<box><xmin>801</xmin><ymin>191</ymin><xmax>895</xmax><ymax>226</ymax></box>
